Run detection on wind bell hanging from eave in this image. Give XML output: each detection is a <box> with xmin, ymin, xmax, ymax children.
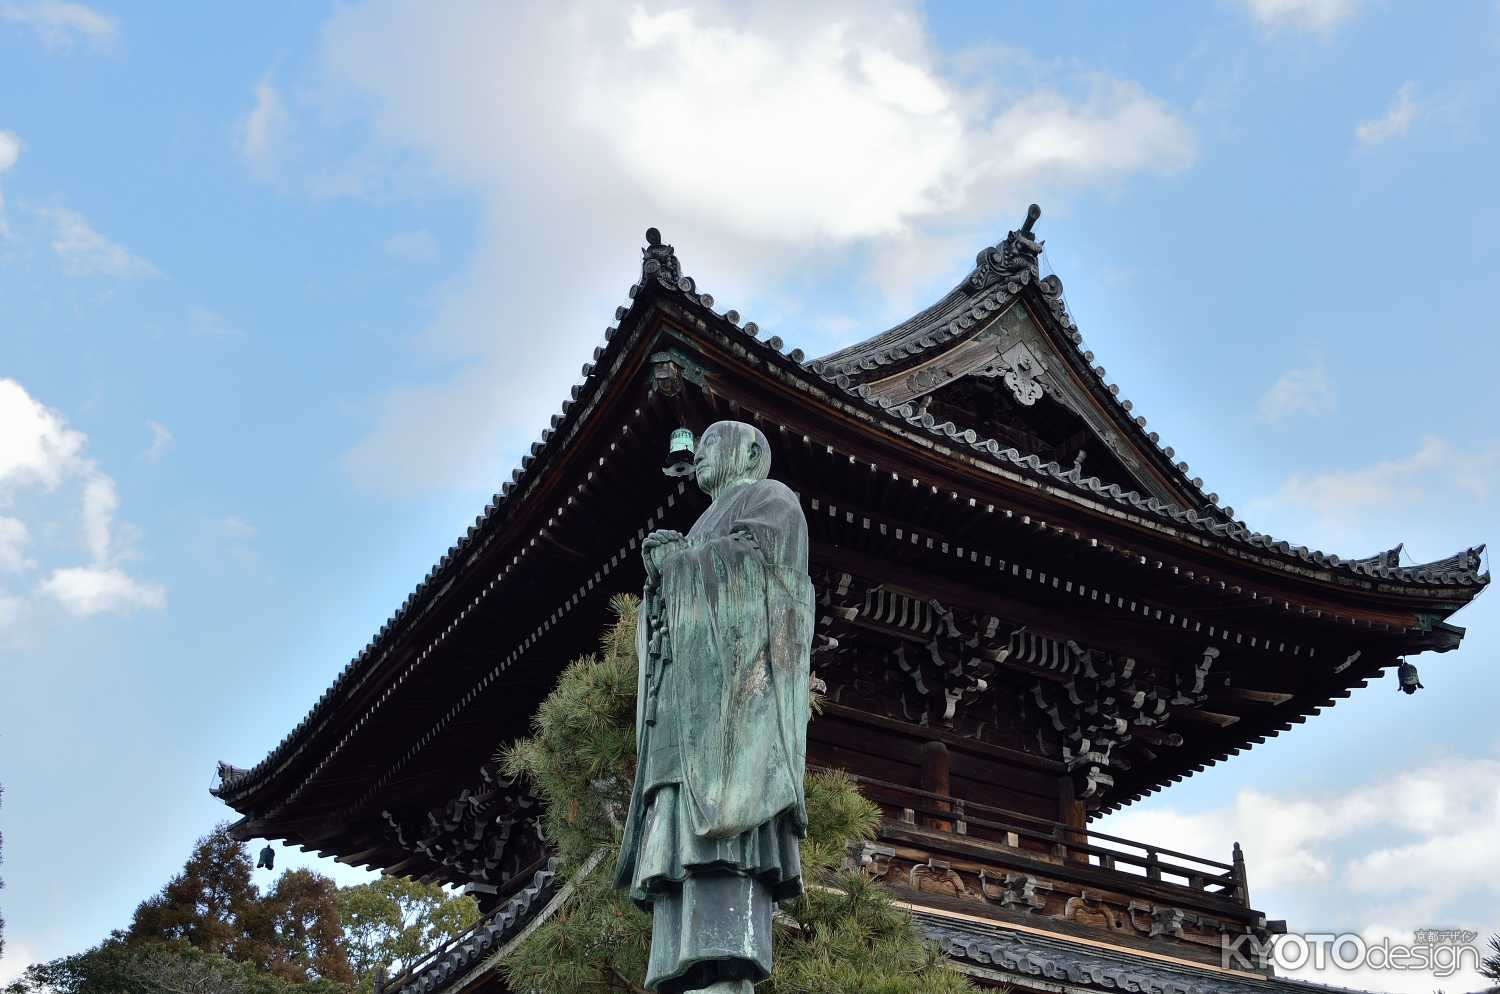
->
<box><xmin>257</xmin><ymin>844</ymin><xmax>275</xmax><ymax>870</ymax></box>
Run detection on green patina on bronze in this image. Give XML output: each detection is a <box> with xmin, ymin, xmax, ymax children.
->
<box><xmin>615</xmin><ymin>420</ymin><xmax>815</xmax><ymax>994</ymax></box>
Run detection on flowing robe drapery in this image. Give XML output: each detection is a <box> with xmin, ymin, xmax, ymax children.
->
<box><xmin>615</xmin><ymin>476</ymin><xmax>813</xmax><ymax>991</ymax></box>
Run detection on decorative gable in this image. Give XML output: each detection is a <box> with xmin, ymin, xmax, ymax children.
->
<box><xmin>817</xmin><ymin>205</ymin><xmax>1214</xmax><ymax>513</ymax></box>
<box><xmin>865</xmin><ymin>298</ymin><xmax>1180</xmax><ymax>507</ymax></box>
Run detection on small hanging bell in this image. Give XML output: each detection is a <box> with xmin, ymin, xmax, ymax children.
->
<box><xmin>257</xmin><ymin>844</ymin><xmax>275</xmax><ymax>870</ymax></box>
<box><xmin>1396</xmin><ymin>660</ymin><xmax>1423</xmax><ymax>695</ymax></box>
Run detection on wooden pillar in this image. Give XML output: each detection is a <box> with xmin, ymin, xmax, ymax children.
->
<box><xmin>1058</xmin><ymin>775</ymin><xmax>1089</xmax><ymax>866</ymax></box>
<box><xmin>1232</xmin><ymin>841</ymin><xmax>1251</xmax><ymax>907</ymax></box>
<box><xmin>919</xmin><ymin>740</ymin><xmax>952</xmax><ymax>832</ymax></box>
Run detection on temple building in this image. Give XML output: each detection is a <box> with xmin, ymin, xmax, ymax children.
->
<box><xmin>212</xmin><ymin>208</ymin><xmax>1487</xmax><ymax>993</ymax></box>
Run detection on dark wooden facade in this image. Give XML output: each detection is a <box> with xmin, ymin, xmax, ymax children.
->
<box><xmin>213</xmin><ymin>211</ymin><xmax>1485</xmax><ymax>992</ymax></box>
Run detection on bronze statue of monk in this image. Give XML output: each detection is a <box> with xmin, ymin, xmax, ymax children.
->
<box><xmin>616</xmin><ymin>420</ymin><xmax>814</xmax><ymax>994</ymax></box>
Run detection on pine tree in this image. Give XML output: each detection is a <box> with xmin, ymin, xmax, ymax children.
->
<box><xmin>1481</xmin><ymin>933</ymin><xmax>1499</xmax><ymax>983</ymax></box>
<box><xmin>500</xmin><ymin>594</ymin><xmax>976</xmax><ymax>994</ymax></box>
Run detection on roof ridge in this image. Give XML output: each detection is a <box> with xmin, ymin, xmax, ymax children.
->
<box><xmin>810</xmin><ymin>205</ymin><xmax>1224</xmax><ymax>515</ymax></box>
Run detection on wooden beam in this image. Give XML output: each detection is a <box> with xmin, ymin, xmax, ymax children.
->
<box><xmin>1172</xmin><ymin>710</ymin><xmax>1241</xmax><ymax>728</ymax></box>
<box><xmin>1206</xmin><ymin>687</ymin><xmax>1295</xmax><ymax>706</ymax></box>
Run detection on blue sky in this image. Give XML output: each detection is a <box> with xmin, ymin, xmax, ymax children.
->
<box><xmin>1</xmin><ymin>2</ymin><xmax>1497</xmax><ymax>990</ymax></box>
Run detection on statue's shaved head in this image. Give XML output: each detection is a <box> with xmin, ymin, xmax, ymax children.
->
<box><xmin>694</xmin><ymin>420</ymin><xmax>770</xmax><ymax>498</ymax></box>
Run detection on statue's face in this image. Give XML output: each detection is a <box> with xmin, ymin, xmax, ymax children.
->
<box><xmin>693</xmin><ymin>423</ymin><xmax>760</xmax><ymax>495</ymax></box>
<box><xmin>693</xmin><ymin>424</ymin><xmax>732</xmax><ymax>494</ymax></box>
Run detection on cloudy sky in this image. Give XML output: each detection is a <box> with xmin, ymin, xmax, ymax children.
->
<box><xmin>2</xmin><ymin>1</ymin><xmax>1498</xmax><ymax>991</ymax></box>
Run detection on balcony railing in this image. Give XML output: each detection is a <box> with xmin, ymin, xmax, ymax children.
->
<box><xmin>831</xmin><ymin>770</ymin><xmax>1251</xmax><ymax>910</ymax></box>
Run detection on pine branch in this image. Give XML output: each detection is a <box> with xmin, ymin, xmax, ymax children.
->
<box><xmin>606</xmin><ymin>964</ymin><xmax>651</xmax><ymax>994</ymax></box>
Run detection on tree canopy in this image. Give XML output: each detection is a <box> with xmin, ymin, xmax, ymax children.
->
<box><xmin>338</xmin><ymin>876</ymin><xmax>478</xmax><ymax>987</ymax></box>
<box><xmin>6</xmin><ymin>826</ymin><xmax>477</xmax><ymax>994</ymax></box>
<box><xmin>500</xmin><ymin>594</ymin><xmax>976</xmax><ymax>994</ymax></box>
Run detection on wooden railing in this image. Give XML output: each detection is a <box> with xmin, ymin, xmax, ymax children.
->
<box><xmin>832</xmin><ymin>770</ymin><xmax>1250</xmax><ymax>908</ymax></box>
<box><xmin>385</xmin><ymin>773</ymin><xmax>1254</xmax><ymax>994</ymax></box>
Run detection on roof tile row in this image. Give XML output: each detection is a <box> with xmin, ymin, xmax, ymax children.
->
<box><xmin>398</xmin><ymin>859</ymin><xmax>559</xmax><ymax>994</ymax></box>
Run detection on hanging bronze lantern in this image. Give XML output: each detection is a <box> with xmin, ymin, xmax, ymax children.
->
<box><xmin>1396</xmin><ymin>660</ymin><xmax>1423</xmax><ymax>695</ymax></box>
<box><xmin>257</xmin><ymin>844</ymin><xmax>275</xmax><ymax>870</ymax></box>
<box><xmin>662</xmin><ymin>427</ymin><xmax>696</xmax><ymax>478</ymax></box>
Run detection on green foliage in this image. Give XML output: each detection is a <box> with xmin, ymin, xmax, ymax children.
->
<box><xmin>502</xmin><ymin>594</ymin><xmax>642</xmax><ymax>876</ymax></box>
<box><xmin>7</xmin><ymin>823</ymin><xmax>478</xmax><ymax>994</ymax></box>
<box><xmin>4</xmin><ymin>937</ymin><xmax>350</xmax><ymax>994</ymax></box>
<box><xmin>125</xmin><ymin>826</ymin><xmax>352</xmax><ymax>986</ymax></box>
<box><xmin>258</xmin><ymin>870</ymin><xmax>355</xmax><ymax>986</ymax></box>
<box><xmin>1482</xmin><ymin>933</ymin><xmax>1500</xmax><ymax>982</ymax></box>
<box><xmin>338</xmin><ymin>876</ymin><xmax>479</xmax><ymax>987</ymax></box>
<box><xmin>500</xmin><ymin>595</ymin><xmax>976</xmax><ymax>994</ymax></box>
<box><xmin>127</xmin><ymin>824</ymin><xmax>272</xmax><ymax>965</ymax></box>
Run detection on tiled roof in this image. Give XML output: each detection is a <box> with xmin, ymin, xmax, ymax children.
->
<box><xmin>397</xmin><ymin>859</ymin><xmax>560</xmax><ymax>994</ymax></box>
<box><xmin>214</xmin><ymin>223</ymin><xmax>1487</xmax><ymax>806</ymax></box>
<box><xmin>393</xmin><ymin>888</ymin><xmax>1380</xmax><ymax>994</ymax></box>
<box><xmin>631</xmin><ymin>227</ymin><xmax>1487</xmax><ymax>591</ymax></box>
<box><xmin>920</xmin><ymin>916</ymin><xmax>1376</xmax><ymax>994</ymax></box>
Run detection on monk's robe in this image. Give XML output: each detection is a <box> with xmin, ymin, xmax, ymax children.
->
<box><xmin>616</xmin><ymin>477</ymin><xmax>813</xmax><ymax>994</ymax></box>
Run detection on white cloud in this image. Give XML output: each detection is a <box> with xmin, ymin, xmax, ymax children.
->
<box><xmin>1258</xmin><ymin>361</ymin><xmax>1336</xmax><ymax>422</ymax></box>
<box><xmin>0</xmin><ymin>129</ymin><xmax>18</xmax><ymax>173</ymax></box>
<box><xmin>1242</xmin><ymin>434</ymin><xmax>1500</xmax><ymax>560</ymax></box>
<box><xmin>1257</xmin><ymin>436</ymin><xmax>1500</xmax><ymax>520</ymax></box>
<box><xmin>0</xmin><ymin>590</ymin><xmax>20</xmax><ymax>628</ymax></box>
<box><xmin>0</xmin><ymin>515</ymin><xmax>33</xmax><ymax>572</ymax></box>
<box><xmin>241</xmin><ymin>77</ymin><xmax>287</xmax><ymax>175</ymax></box>
<box><xmin>39</xmin><ymin>565</ymin><xmax>166</xmax><ymax>616</ymax></box>
<box><xmin>187</xmin><ymin>307</ymin><xmax>239</xmax><ymax>338</ymax></box>
<box><xmin>143</xmin><ymin>420</ymin><xmax>175</xmax><ymax>463</ymax></box>
<box><xmin>0</xmin><ymin>1</ymin><xmax>116</xmax><ymax>52</ymax></box>
<box><xmin>0</xmin><ymin>377</ymin><xmax>87</xmax><ymax>490</ymax></box>
<box><xmin>220</xmin><ymin>514</ymin><xmax>259</xmax><ymax>566</ymax></box>
<box><xmin>1103</xmin><ymin>752</ymin><xmax>1500</xmax><ymax>993</ymax></box>
<box><xmin>0</xmin><ymin>941</ymin><xmax>37</xmax><ymax>987</ymax></box>
<box><xmin>1356</xmin><ymin>82</ymin><xmax>1419</xmax><ymax>146</ymax></box>
<box><xmin>383</xmin><ymin>229</ymin><xmax>438</xmax><ymax>262</ymax></box>
<box><xmin>319</xmin><ymin>0</ymin><xmax>1196</xmax><ymax>497</ymax></box>
<box><xmin>0</xmin><ymin>378</ymin><xmax>165</xmax><ymax>618</ymax></box>
<box><xmin>222</xmin><ymin>515</ymin><xmax>256</xmax><ymax>540</ymax></box>
<box><xmin>1237</xmin><ymin>0</ymin><xmax>1359</xmax><ymax>35</ymax></box>
<box><xmin>0</xmin><ymin>128</ymin><xmax>19</xmax><ymax>233</ymax></box>
<box><xmin>81</xmin><ymin>473</ymin><xmax>116</xmax><ymax>562</ymax></box>
<box><xmin>36</xmin><ymin>205</ymin><xmax>157</xmax><ymax>277</ymax></box>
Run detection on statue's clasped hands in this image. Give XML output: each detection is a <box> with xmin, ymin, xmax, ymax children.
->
<box><xmin>642</xmin><ymin>529</ymin><xmax>686</xmax><ymax>579</ymax></box>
